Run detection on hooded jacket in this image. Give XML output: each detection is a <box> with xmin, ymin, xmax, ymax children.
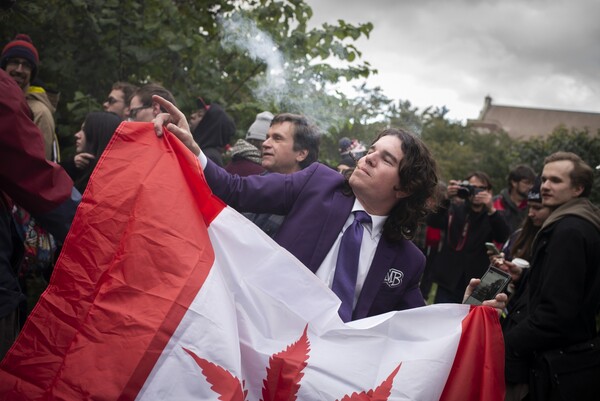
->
<box><xmin>192</xmin><ymin>103</ymin><xmax>236</xmax><ymax>167</ymax></box>
<box><xmin>493</xmin><ymin>188</ymin><xmax>528</xmax><ymax>232</ymax></box>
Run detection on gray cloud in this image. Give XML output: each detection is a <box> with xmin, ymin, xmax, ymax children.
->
<box><xmin>304</xmin><ymin>0</ymin><xmax>600</xmax><ymax>121</ymax></box>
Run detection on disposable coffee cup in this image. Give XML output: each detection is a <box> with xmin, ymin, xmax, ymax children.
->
<box><xmin>512</xmin><ymin>258</ymin><xmax>530</xmax><ymax>269</ymax></box>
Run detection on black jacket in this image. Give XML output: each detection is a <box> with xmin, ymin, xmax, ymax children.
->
<box><xmin>503</xmin><ymin>198</ymin><xmax>600</xmax><ymax>385</ymax></box>
<box><xmin>192</xmin><ymin>103</ymin><xmax>235</xmax><ymax>166</ymax></box>
<box><xmin>427</xmin><ymin>199</ymin><xmax>510</xmax><ymax>301</ymax></box>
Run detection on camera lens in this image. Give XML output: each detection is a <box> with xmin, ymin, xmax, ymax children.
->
<box><xmin>456</xmin><ymin>187</ymin><xmax>470</xmax><ymax>199</ymax></box>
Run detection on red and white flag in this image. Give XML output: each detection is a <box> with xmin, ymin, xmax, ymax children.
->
<box><xmin>0</xmin><ymin>123</ymin><xmax>505</xmax><ymax>401</ymax></box>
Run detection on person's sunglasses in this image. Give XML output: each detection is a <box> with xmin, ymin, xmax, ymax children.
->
<box><xmin>129</xmin><ymin>105</ymin><xmax>151</xmax><ymax>120</ymax></box>
<box><xmin>105</xmin><ymin>96</ymin><xmax>121</xmax><ymax>105</ymax></box>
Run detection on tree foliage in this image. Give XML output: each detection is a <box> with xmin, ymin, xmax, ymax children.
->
<box><xmin>420</xmin><ymin>113</ymin><xmax>516</xmax><ymax>192</ymax></box>
<box><xmin>1</xmin><ymin>0</ymin><xmax>374</xmax><ymax>150</ymax></box>
<box><xmin>330</xmin><ymin>99</ymin><xmax>600</xmax><ymax>203</ymax></box>
<box><xmin>3</xmin><ymin>1</ymin><xmax>599</xmax><ymax>204</ymax></box>
<box><xmin>515</xmin><ymin>126</ymin><xmax>600</xmax><ymax>204</ymax></box>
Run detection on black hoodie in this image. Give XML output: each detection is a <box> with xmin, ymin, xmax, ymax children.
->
<box><xmin>192</xmin><ymin>103</ymin><xmax>236</xmax><ymax>166</ymax></box>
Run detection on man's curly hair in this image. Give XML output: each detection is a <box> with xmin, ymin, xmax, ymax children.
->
<box><xmin>376</xmin><ymin>128</ymin><xmax>439</xmax><ymax>243</ymax></box>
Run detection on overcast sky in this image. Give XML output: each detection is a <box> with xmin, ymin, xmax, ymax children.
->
<box><xmin>304</xmin><ymin>0</ymin><xmax>600</xmax><ymax>123</ymax></box>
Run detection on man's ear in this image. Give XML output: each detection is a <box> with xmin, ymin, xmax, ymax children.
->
<box><xmin>572</xmin><ymin>184</ymin><xmax>584</xmax><ymax>198</ymax></box>
<box><xmin>295</xmin><ymin>148</ymin><xmax>309</xmax><ymax>163</ymax></box>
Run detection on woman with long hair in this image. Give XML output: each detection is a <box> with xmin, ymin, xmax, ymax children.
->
<box><xmin>498</xmin><ymin>177</ymin><xmax>550</xmax><ymax>262</ymax></box>
<box><xmin>63</xmin><ymin>111</ymin><xmax>121</xmax><ymax>193</ymax></box>
<box><xmin>495</xmin><ymin>177</ymin><xmax>553</xmax><ymax>401</ymax></box>
<box><xmin>13</xmin><ymin>112</ymin><xmax>119</xmax><ymax>326</ymax></box>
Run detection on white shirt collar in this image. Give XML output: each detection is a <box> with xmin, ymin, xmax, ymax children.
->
<box><xmin>352</xmin><ymin>199</ymin><xmax>387</xmax><ymax>240</ymax></box>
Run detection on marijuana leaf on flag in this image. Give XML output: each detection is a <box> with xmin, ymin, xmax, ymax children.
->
<box><xmin>185</xmin><ymin>325</ymin><xmax>402</xmax><ymax>401</ymax></box>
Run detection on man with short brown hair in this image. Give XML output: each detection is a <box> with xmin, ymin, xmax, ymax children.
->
<box><xmin>503</xmin><ymin>151</ymin><xmax>600</xmax><ymax>401</ymax></box>
<box><xmin>493</xmin><ymin>164</ymin><xmax>536</xmax><ymax>232</ymax></box>
<box><xmin>103</xmin><ymin>81</ymin><xmax>137</xmax><ymax>120</ymax></box>
<box><xmin>128</xmin><ymin>83</ymin><xmax>176</xmax><ymax>122</ymax></box>
<box><xmin>242</xmin><ymin>112</ymin><xmax>319</xmax><ymax>237</ymax></box>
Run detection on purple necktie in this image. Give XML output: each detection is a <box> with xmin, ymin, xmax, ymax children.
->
<box><xmin>332</xmin><ymin>211</ymin><xmax>372</xmax><ymax>322</ymax></box>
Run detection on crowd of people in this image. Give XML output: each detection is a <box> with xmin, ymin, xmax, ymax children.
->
<box><xmin>1</xmin><ymin>31</ymin><xmax>599</xmax><ymax>401</ymax></box>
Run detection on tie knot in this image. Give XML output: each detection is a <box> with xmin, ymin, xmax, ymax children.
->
<box><xmin>354</xmin><ymin>211</ymin><xmax>371</xmax><ymax>225</ymax></box>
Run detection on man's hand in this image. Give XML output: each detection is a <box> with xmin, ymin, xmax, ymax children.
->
<box><xmin>151</xmin><ymin>95</ymin><xmax>201</xmax><ymax>156</ymax></box>
<box><xmin>493</xmin><ymin>258</ymin><xmax>523</xmax><ymax>284</ymax></box>
<box><xmin>446</xmin><ymin>180</ymin><xmax>461</xmax><ymax>198</ymax></box>
<box><xmin>463</xmin><ymin>278</ymin><xmax>507</xmax><ymax>316</ymax></box>
<box><xmin>488</xmin><ymin>251</ymin><xmax>504</xmax><ymax>265</ymax></box>
<box><xmin>473</xmin><ymin>190</ymin><xmax>494</xmax><ymax>213</ymax></box>
<box><xmin>74</xmin><ymin>152</ymin><xmax>95</xmax><ymax>169</ymax></box>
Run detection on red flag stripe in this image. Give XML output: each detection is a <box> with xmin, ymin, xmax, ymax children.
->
<box><xmin>0</xmin><ymin>123</ymin><xmax>224</xmax><ymax>399</ymax></box>
<box><xmin>439</xmin><ymin>305</ymin><xmax>505</xmax><ymax>401</ymax></box>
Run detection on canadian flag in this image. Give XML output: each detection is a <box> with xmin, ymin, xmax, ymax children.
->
<box><xmin>0</xmin><ymin>123</ymin><xmax>505</xmax><ymax>401</ymax></box>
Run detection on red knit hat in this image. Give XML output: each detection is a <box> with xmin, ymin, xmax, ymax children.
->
<box><xmin>1</xmin><ymin>34</ymin><xmax>39</xmax><ymax>79</ymax></box>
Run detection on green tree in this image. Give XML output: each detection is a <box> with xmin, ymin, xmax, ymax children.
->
<box><xmin>384</xmin><ymin>101</ymin><xmax>526</xmax><ymax>192</ymax></box>
<box><xmin>1</xmin><ymin>0</ymin><xmax>375</xmax><ymax>154</ymax></box>
<box><xmin>319</xmin><ymin>85</ymin><xmax>391</xmax><ymax>166</ymax></box>
<box><xmin>517</xmin><ymin>126</ymin><xmax>600</xmax><ymax>204</ymax></box>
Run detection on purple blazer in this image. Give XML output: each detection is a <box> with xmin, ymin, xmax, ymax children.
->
<box><xmin>204</xmin><ymin>160</ymin><xmax>426</xmax><ymax>320</ymax></box>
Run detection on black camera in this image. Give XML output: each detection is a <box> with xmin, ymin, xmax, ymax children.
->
<box><xmin>456</xmin><ymin>181</ymin><xmax>484</xmax><ymax>199</ymax></box>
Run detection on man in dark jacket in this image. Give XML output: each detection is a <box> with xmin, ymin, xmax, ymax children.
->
<box><xmin>427</xmin><ymin>171</ymin><xmax>510</xmax><ymax>303</ymax></box>
<box><xmin>502</xmin><ymin>152</ymin><xmax>600</xmax><ymax>401</ymax></box>
<box><xmin>492</xmin><ymin>165</ymin><xmax>536</xmax><ymax>232</ymax></box>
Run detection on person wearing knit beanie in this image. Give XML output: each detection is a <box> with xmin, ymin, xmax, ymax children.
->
<box><xmin>224</xmin><ymin>139</ymin><xmax>265</xmax><ymax>177</ymax></box>
<box><xmin>245</xmin><ymin>111</ymin><xmax>274</xmax><ymax>150</ymax></box>
<box><xmin>2</xmin><ymin>34</ymin><xmax>58</xmax><ymax>162</ymax></box>
<box><xmin>1</xmin><ymin>34</ymin><xmax>39</xmax><ymax>90</ymax></box>
<box><xmin>222</xmin><ymin>112</ymin><xmax>273</xmax><ymax>177</ymax></box>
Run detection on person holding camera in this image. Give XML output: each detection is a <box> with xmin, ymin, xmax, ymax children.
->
<box><xmin>427</xmin><ymin>171</ymin><xmax>511</xmax><ymax>303</ymax></box>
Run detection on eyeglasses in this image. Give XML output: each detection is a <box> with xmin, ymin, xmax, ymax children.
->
<box><xmin>105</xmin><ymin>96</ymin><xmax>122</xmax><ymax>105</ymax></box>
<box><xmin>6</xmin><ymin>59</ymin><xmax>33</xmax><ymax>72</ymax></box>
<box><xmin>128</xmin><ymin>105</ymin><xmax>151</xmax><ymax>120</ymax></box>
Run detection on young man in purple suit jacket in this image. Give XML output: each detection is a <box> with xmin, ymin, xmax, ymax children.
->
<box><xmin>201</xmin><ymin>130</ymin><xmax>435</xmax><ymax>320</ymax></box>
<box><xmin>152</xmin><ymin>96</ymin><xmax>507</xmax><ymax>321</ymax></box>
